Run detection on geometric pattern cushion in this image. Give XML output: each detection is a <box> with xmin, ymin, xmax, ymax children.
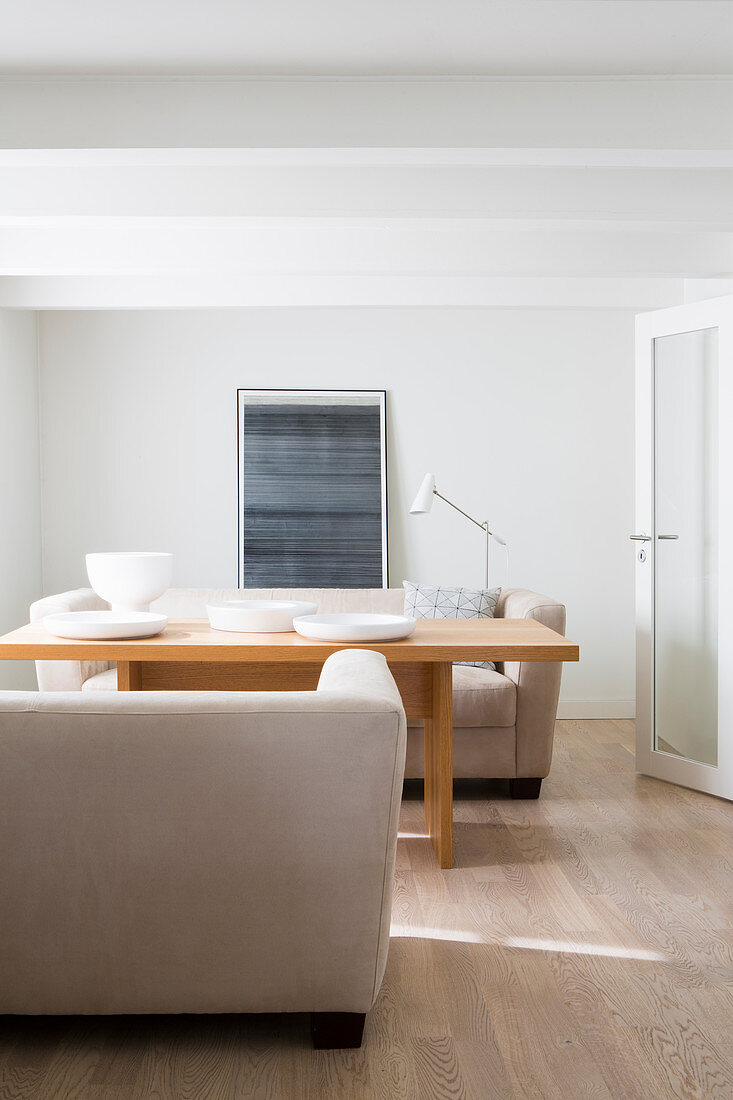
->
<box><xmin>403</xmin><ymin>581</ymin><xmax>501</xmax><ymax>670</ymax></box>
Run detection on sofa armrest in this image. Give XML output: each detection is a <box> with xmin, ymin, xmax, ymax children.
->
<box><xmin>495</xmin><ymin>588</ymin><xmax>566</xmax><ymax>779</ymax></box>
<box><xmin>318</xmin><ymin>649</ymin><xmax>405</xmax><ymax>712</ymax></box>
<box><xmin>30</xmin><ymin>588</ymin><xmax>112</xmax><ymax>691</ymax></box>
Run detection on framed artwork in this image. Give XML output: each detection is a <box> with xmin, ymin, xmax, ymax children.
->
<box><xmin>237</xmin><ymin>389</ymin><xmax>388</xmax><ymax>588</ymax></box>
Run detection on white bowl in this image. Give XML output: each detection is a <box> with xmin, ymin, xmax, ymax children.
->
<box><xmin>293</xmin><ymin>613</ymin><xmax>417</xmax><ymax>643</ymax></box>
<box><xmin>86</xmin><ymin>552</ymin><xmax>173</xmax><ymax>613</ymax></box>
<box><xmin>206</xmin><ymin>600</ymin><xmax>318</xmax><ymax>633</ymax></box>
<box><xmin>43</xmin><ymin>611</ymin><xmax>168</xmax><ymax>640</ymax></box>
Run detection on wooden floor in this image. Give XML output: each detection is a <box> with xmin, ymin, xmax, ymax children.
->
<box><xmin>1</xmin><ymin>719</ymin><xmax>732</xmax><ymax>1100</ymax></box>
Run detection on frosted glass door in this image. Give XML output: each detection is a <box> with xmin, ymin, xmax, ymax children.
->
<box><xmin>654</xmin><ymin>330</ymin><xmax>718</xmax><ymax>766</ymax></box>
<box><xmin>635</xmin><ymin>295</ymin><xmax>732</xmax><ymax>800</ymax></box>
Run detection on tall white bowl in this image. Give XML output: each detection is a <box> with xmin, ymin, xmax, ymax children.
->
<box><xmin>86</xmin><ymin>552</ymin><xmax>173</xmax><ymax>613</ymax></box>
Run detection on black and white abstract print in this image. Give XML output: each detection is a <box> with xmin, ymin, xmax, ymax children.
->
<box><xmin>238</xmin><ymin>391</ymin><xmax>387</xmax><ymax>587</ymax></box>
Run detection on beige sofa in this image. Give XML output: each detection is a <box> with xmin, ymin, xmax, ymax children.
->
<box><xmin>31</xmin><ymin>586</ymin><xmax>566</xmax><ymax>797</ymax></box>
<box><xmin>0</xmin><ymin>650</ymin><xmax>406</xmax><ymax>1048</ymax></box>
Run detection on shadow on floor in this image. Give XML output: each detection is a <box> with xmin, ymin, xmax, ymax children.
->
<box><xmin>402</xmin><ymin>778</ymin><xmax>514</xmax><ymax>802</ymax></box>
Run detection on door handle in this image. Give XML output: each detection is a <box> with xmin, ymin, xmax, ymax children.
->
<box><xmin>657</xmin><ymin>534</ymin><xmax>679</xmax><ymax>540</ymax></box>
<box><xmin>629</xmin><ymin>534</ymin><xmax>651</xmax><ymax>541</ymax></box>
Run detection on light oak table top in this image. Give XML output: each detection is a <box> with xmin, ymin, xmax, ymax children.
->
<box><xmin>0</xmin><ymin>617</ymin><xmax>579</xmax><ymax>664</ymax></box>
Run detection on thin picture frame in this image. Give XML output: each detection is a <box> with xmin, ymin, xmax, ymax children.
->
<box><xmin>237</xmin><ymin>388</ymin><xmax>388</xmax><ymax>589</ymax></box>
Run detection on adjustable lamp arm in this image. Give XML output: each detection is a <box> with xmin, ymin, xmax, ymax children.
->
<box><xmin>433</xmin><ymin>490</ymin><xmax>489</xmax><ymax>534</ymax></box>
<box><xmin>434</xmin><ymin>489</ymin><xmax>506</xmax><ymax>545</ymax></box>
<box><xmin>433</xmin><ymin>487</ymin><xmax>505</xmax><ymax>589</ymax></box>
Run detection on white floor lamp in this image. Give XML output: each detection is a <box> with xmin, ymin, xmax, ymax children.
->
<box><xmin>409</xmin><ymin>472</ymin><xmax>507</xmax><ymax>588</ymax></box>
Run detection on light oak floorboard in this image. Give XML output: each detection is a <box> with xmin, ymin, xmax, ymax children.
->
<box><xmin>1</xmin><ymin>720</ymin><xmax>731</xmax><ymax>1100</ymax></box>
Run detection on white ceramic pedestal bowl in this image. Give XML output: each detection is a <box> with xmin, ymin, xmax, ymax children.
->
<box><xmin>86</xmin><ymin>552</ymin><xmax>173</xmax><ymax>613</ymax></box>
<box><xmin>207</xmin><ymin>600</ymin><xmax>318</xmax><ymax>633</ymax></box>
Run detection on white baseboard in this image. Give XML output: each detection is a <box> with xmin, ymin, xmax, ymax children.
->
<box><xmin>557</xmin><ymin>700</ymin><xmax>636</xmax><ymax>720</ymax></box>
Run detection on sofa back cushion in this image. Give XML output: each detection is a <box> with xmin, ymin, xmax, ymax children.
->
<box><xmin>153</xmin><ymin>587</ymin><xmax>406</xmax><ymax>618</ymax></box>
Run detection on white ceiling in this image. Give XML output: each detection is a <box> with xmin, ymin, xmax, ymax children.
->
<box><xmin>1</xmin><ymin>0</ymin><xmax>731</xmax><ymax>77</ymax></box>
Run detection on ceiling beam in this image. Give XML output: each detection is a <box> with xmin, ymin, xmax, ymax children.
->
<box><xmin>0</xmin><ymin>274</ymin><xmax>684</xmax><ymax>310</ymax></box>
<box><xmin>0</xmin><ymin>163</ymin><xmax>730</xmax><ymax>224</ymax></box>
<box><xmin>1</xmin><ymin>220</ymin><xmax>728</xmax><ymax>278</ymax></box>
<box><xmin>1</xmin><ymin>147</ymin><xmax>732</xmax><ymax>168</ymax></box>
<box><xmin>1</xmin><ymin>78</ymin><xmax>730</xmax><ymax>150</ymax></box>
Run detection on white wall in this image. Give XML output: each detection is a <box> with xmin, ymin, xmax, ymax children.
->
<box><xmin>0</xmin><ymin>310</ymin><xmax>42</xmax><ymax>689</ymax></box>
<box><xmin>39</xmin><ymin>308</ymin><xmax>635</xmax><ymax>715</ymax></box>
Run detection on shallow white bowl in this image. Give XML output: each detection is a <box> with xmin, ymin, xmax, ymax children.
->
<box><xmin>293</xmin><ymin>613</ymin><xmax>417</xmax><ymax>643</ymax></box>
<box><xmin>44</xmin><ymin>611</ymin><xmax>168</xmax><ymax>640</ymax></box>
<box><xmin>86</xmin><ymin>552</ymin><xmax>173</xmax><ymax>613</ymax></box>
<box><xmin>206</xmin><ymin>600</ymin><xmax>318</xmax><ymax>633</ymax></box>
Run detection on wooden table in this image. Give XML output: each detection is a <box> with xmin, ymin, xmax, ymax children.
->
<box><xmin>0</xmin><ymin>618</ymin><xmax>579</xmax><ymax>868</ymax></box>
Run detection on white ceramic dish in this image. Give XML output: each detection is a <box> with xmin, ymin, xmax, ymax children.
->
<box><xmin>43</xmin><ymin>611</ymin><xmax>168</xmax><ymax>641</ymax></box>
<box><xmin>292</xmin><ymin>613</ymin><xmax>417</xmax><ymax>643</ymax></box>
<box><xmin>206</xmin><ymin>600</ymin><xmax>318</xmax><ymax>633</ymax></box>
<box><xmin>86</xmin><ymin>552</ymin><xmax>173</xmax><ymax>613</ymax></box>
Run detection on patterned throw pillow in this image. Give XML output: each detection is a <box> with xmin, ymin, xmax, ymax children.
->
<box><xmin>403</xmin><ymin>581</ymin><xmax>501</xmax><ymax>670</ymax></box>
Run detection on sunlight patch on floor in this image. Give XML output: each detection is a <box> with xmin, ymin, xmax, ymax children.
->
<box><xmin>505</xmin><ymin>936</ymin><xmax>665</xmax><ymax>961</ymax></box>
<box><xmin>390</xmin><ymin>925</ymin><xmax>665</xmax><ymax>960</ymax></box>
<box><xmin>390</xmin><ymin>924</ymin><xmax>483</xmax><ymax>943</ymax></box>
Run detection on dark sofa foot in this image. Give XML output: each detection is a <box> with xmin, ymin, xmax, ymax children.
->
<box><xmin>510</xmin><ymin>777</ymin><xmax>543</xmax><ymax>799</ymax></box>
<box><xmin>311</xmin><ymin>1012</ymin><xmax>366</xmax><ymax>1049</ymax></box>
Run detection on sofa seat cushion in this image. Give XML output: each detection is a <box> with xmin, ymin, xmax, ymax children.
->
<box><xmin>405</xmin><ymin>724</ymin><xmax>517</xmax><ymax>779</ymax></box>
<box><xmin>81</xmin><ymin>668</ymin><xmax>118</xmax><ymax>692</ymax></box>
<box><xmin>408</xmin><ymin>666</ymin><xmax>516</xmax><ymax>729</ymax></box>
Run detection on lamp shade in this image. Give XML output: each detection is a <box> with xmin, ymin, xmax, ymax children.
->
<box><xmin>409</xmin><ymin>472</ymin><xmax>436</xmax><ymax>514</ymax></box>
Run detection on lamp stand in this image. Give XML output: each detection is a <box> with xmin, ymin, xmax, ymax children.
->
<box><xmin>433</xmin><ymin>490</ymin><xmax>492</xmax><ymax>588</ymax></box>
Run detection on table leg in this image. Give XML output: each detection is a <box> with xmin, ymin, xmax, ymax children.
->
<box><xmin>117</xmin><ymin>661</ymin><xmax>142</xmax><ymax>690</ymax></box>
<box><xmin>424</xmin><ymin>661</ymin><xmax>453</xmax><ymax>869</ymax></box>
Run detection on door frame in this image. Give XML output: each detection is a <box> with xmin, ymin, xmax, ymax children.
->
<box><xmin>635</xmin><ymin>294</ymin><xmax>733</xmax><ymax>799</ymax></box>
